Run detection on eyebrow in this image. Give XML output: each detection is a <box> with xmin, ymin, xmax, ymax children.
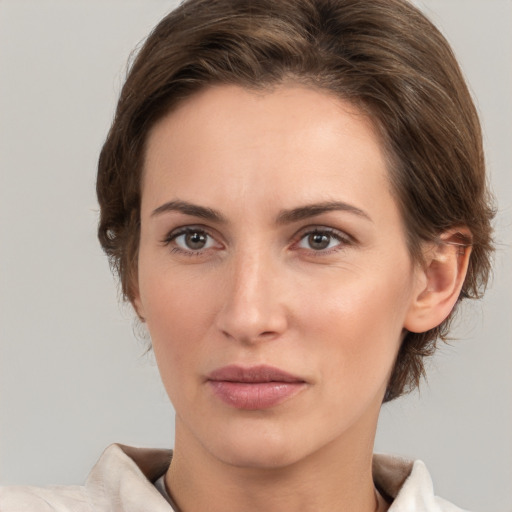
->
<box><xmin>276</xmin><ymin>201</ymin><xmax>372</xmax><ymax>224</ymax></box>
<box><xmin>151</xmin><ymin>199</ymin><xmax>372</xmax><ymax>224</ymax></box>
<box><xmin>151</xmin><ymin>200</ymin><xmax>226</xmax><ymax>222</ymax></box>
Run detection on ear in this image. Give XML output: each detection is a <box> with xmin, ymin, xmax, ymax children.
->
<box><xmin>404</xmin><ymin>229</ymin><xmax>472</xmax><ymax>334</ymax></box>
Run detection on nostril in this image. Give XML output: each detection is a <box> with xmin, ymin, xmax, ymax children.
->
<box><xmin>221</xmin><ymin>329</ymin><xmax>274</xmax><ymax>338</ymax></box>
<box><xmin>219</xmin><ymin>327</ymin><xmax>282</xmax><ymax>344</ymax></box>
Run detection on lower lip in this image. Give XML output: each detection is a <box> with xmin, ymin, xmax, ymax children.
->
<box><xmin>208</xmin><ymin>381</ymin><xmax>306</xmax><ymax>410</ymax></box>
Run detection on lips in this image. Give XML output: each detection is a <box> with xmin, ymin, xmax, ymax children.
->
<box><xmin>206</xmin><ymin>365</ymin><xmax>307</xmax><ymax>410</ymax></box>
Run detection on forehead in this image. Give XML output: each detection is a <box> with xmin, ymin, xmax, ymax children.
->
<box><xmin>141</xmin><ymin>84</ymin><xmax>399</xmax><ymax>228</ymax></box>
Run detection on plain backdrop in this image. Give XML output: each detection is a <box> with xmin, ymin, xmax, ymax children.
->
<box><xmin>0</xmin><ymin>1</ymin><xmax>511</xmax><ymax>511</ymax></box>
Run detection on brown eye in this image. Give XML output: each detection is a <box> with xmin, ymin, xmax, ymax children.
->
<box><xmin>296</xmin><ymin>228</ymin><xmax>348</xmax><ymax>252</ymax></box>
<box><xmin>308</xmin><ymin>233</ymin><xmax>331</xmax><ymax>250</ymax></box>
<box><xmin>169</xmin><ymin>228</ymin><xmax>218</xmax><ymax>252</ymax></box>
<box><xmin>184</xmin><ymin>231</ymin><xmax>208</xmax><ymax>250</ymax></box>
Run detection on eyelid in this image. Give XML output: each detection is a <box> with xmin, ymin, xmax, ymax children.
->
<box><xmin>294</xmin><ymin>224</ymin><xmax>353</xmax><ymax>241</ymax></box>
<box><xmin>161</xmin><ymin>225</ymin><xmax>223</xmax><ymax>253</ymax></box>
<box><xmin>291</xmin><ymin>225</ymin><xmax>354</xmax><ymax>253</ymax></box>
<box><xmin>160</xmin><ymin>223</ymin><xmax>354</xmax><ymax>256</ymax></box>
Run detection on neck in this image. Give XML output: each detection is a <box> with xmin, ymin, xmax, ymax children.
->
<box><xmin>166</xmin><ymin>413</ymin><xmax>385</xmax><ymax>512</ymax></box>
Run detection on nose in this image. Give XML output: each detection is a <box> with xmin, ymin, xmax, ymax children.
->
<box><xmin>215</xmin><ymin>250</ymin><xmax>289</xmax><ymax>344</ymax></box>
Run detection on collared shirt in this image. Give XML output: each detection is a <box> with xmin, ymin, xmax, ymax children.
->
<box><xmin>0</xmin><ymin>444</ymin><xmax>468</xmax><ymax>511</ymax></box>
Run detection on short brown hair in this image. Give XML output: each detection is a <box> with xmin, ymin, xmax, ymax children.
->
<box><xmin>97</xmin><ymin>0</ymin><xmax>495</xmax><ymax>401</ymax></box>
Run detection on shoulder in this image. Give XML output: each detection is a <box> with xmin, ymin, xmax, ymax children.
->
<box><xmin>0</xmin><ymin>484</ymin><xmax>91</xmax><ymax>512</ymax></box>
<box><xmin>0</xmin><ymin>444</ymin><xmax>174</xmax><ymax>512</ymax></box>
<box><xmin>373</xmin><ymin>454</ymin><xmax>470</xmax><ymax>512</ymax></box>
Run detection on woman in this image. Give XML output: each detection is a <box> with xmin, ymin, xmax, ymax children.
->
<box><xmin>0</xmin><ymin>0</ymin><xmax>497</xmax><ymax>510</ymax></box>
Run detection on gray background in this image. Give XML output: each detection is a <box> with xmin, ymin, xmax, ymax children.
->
<box><xmin>0</xmin><ymin>1</ymin><xmax>510</xmax><ymax>511</ymax></box>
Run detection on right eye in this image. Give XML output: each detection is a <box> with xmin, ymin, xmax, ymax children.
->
<box><xmin>163</xmin><ymin>227</ymin><xmax>221</xmax><ymax>255</ymax></box>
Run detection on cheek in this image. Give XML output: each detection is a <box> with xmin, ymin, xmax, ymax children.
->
<box><xmin>140</xmin><ymin>256</ymin><xmax>217</xmax><ymax>329</ymax></box>
<box><xmin>297</xmin><ymin>266</ymin><xmax>412</xmax><ymax>389</ymax></box>
<box><xmin>138</xmin><ymin>265</ymin><xmax>217</xmax><ymax>384</ymax></box>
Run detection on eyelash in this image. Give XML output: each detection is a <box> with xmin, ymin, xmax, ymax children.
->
<box><xmin>293</xmin><ymin>227</ymin><xmax>353</xmax><ymax>255</ymax></box>
<box><xmin>161</xmin><ymin>225</ymin><xmax>353</xmax><ymax>257</ymax></box>
<box><xmin>161</xmin><ymin>226</ymin><xmax>220</xmax><ymax>257</ymax></box>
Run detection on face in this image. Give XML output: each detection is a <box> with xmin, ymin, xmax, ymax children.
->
<box><xmin>135</xmin><ymin>84</ymin><xmax>423</xmax><ymax>469</ymax></box>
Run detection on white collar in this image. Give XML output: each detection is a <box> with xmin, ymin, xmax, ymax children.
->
<box><xmin>85</xmin><ymin>444</ymin><xmax>466</xmax><ymax>512</ymax></box>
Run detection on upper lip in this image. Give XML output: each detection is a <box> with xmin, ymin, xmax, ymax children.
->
<box><xmin>207</xmin><ymin>365</ymin><xmax>305</xmax><ymax>383</ymax></box>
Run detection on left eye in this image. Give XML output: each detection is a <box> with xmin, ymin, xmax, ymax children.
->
<box><xmin>173</xmin><ymin>229</ymin><xmax>217</xmax><ymax>251</ymax></box>
<box><xmin>297</xmin><ymin>230</ymin><xmax>344</xmax><ymax>251</ymax></box>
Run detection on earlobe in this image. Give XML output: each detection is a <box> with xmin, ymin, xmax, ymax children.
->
<box><xmin>404</xmin><ymin>229</ymin><xmax>472</xmax><ymax>334</ymax></box>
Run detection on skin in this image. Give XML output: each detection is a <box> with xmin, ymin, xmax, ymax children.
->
<box><xmin>133</xmin><ymin>84</ymin><xmax>468</xmax><ymax>512</ymax></box>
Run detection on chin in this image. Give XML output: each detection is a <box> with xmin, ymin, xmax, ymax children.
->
<box><xmin>216</xmin><ymin>441</ymin><xmax>302</xmax><ymax>470</ymax></box>
<box><xmin>203</xmin><ymin>418</ymin><xmax>314</xmax><ymax>470</ymax></box>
